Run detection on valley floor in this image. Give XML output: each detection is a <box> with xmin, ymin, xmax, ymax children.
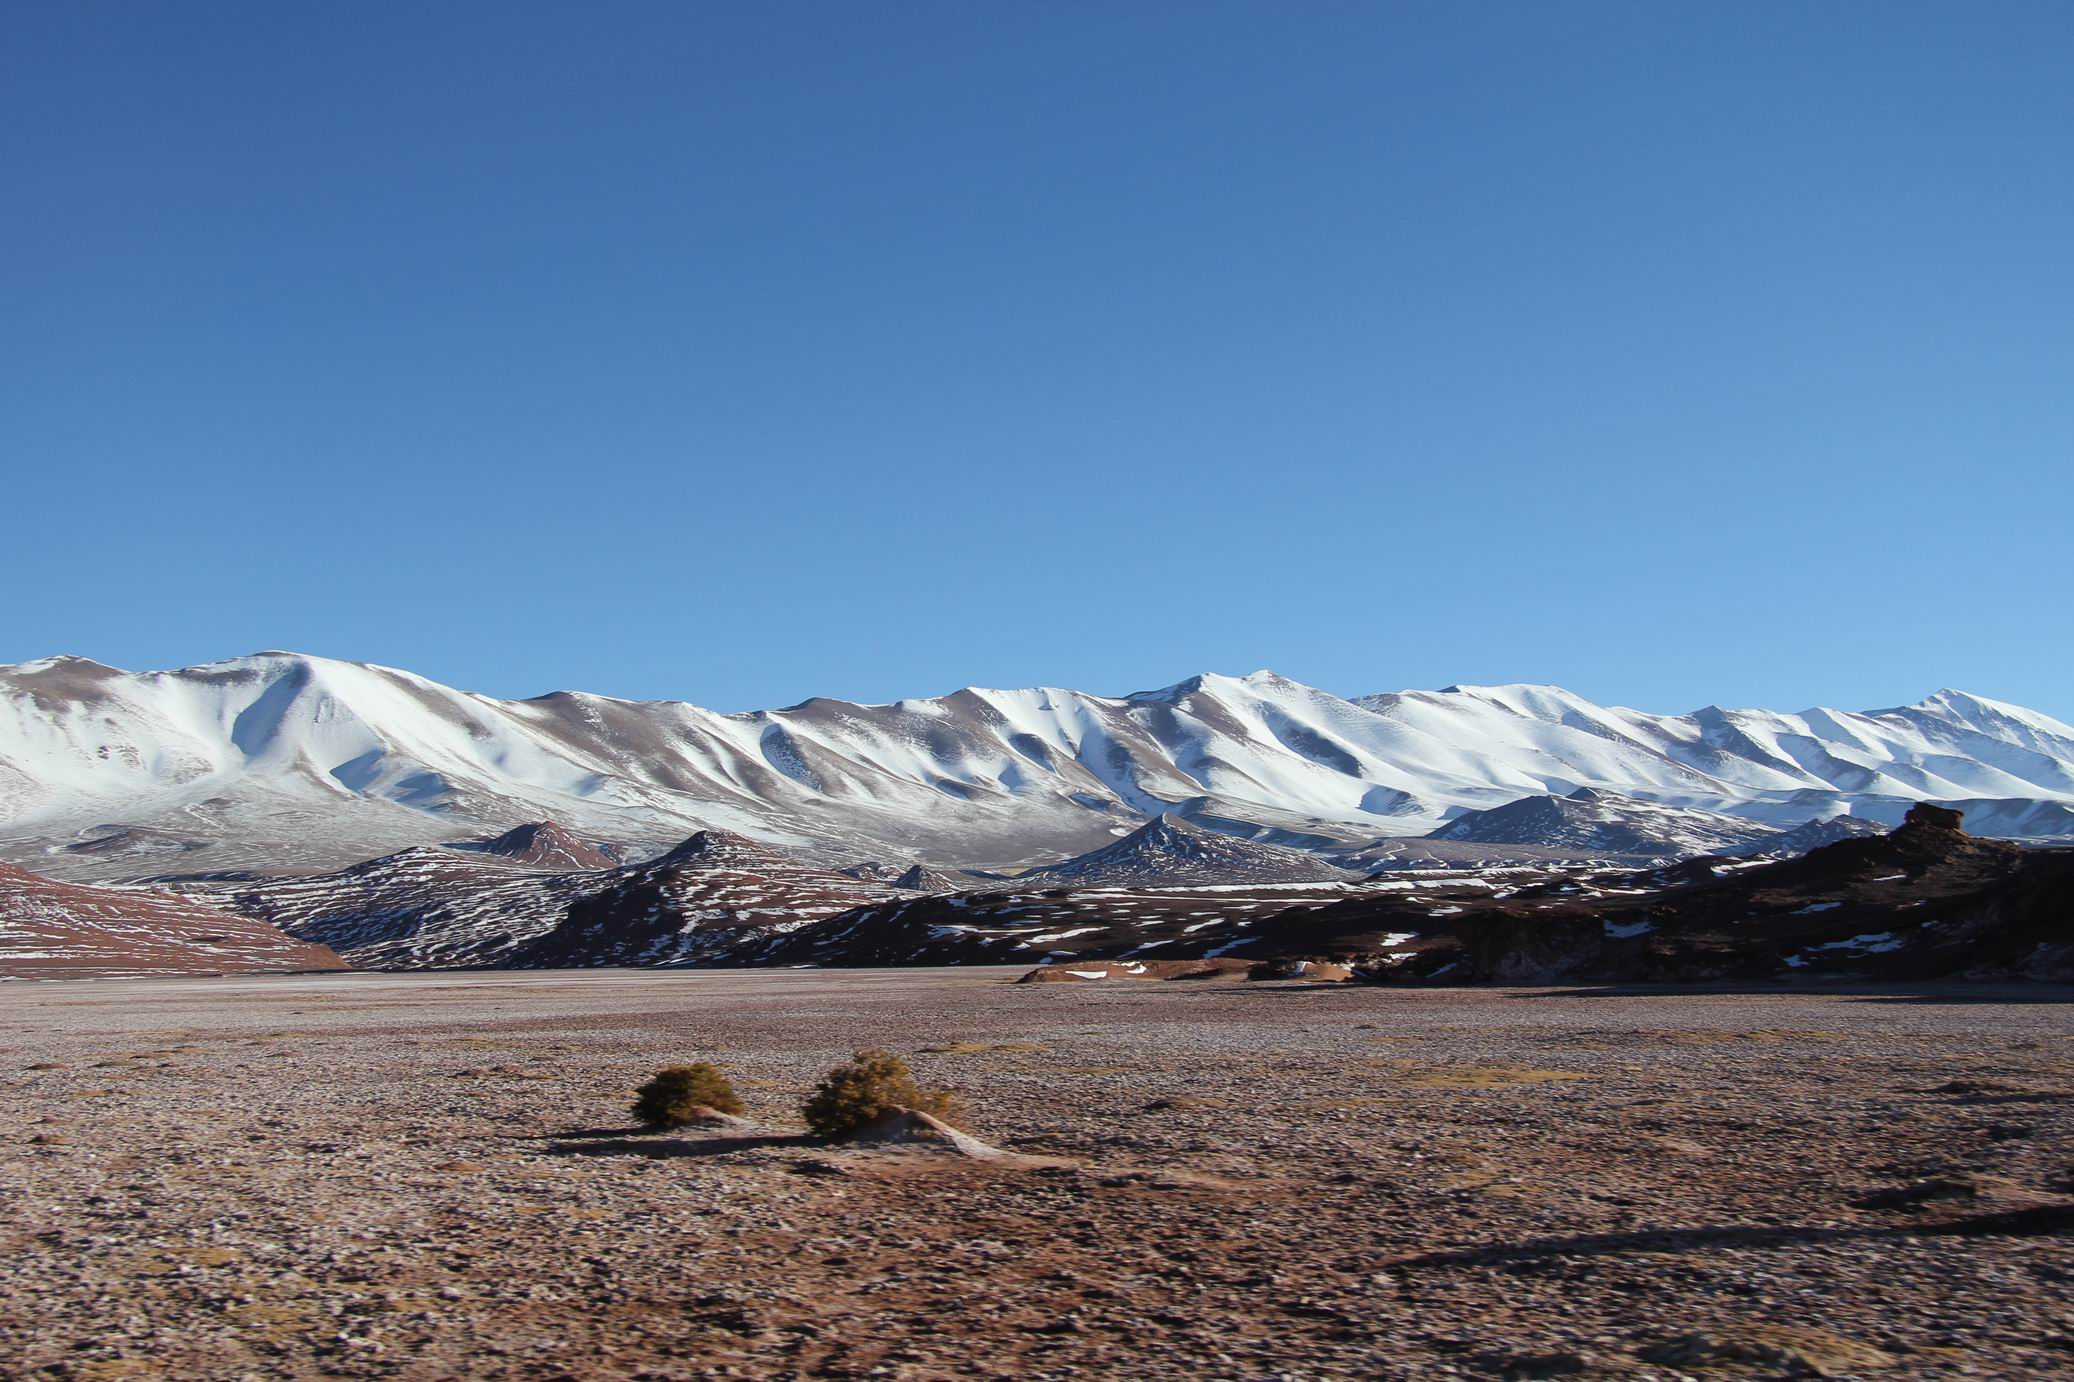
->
<box><xmin>2</xmin><ymin>970</ymin><xmax>2071</xmax><ymax>1380</ymax></box>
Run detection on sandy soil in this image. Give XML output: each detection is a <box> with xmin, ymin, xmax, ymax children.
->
<box><xmin>3</xmin><ymin>969</ymin><xmax>2071</xmax><ymax>1380</ymax></box>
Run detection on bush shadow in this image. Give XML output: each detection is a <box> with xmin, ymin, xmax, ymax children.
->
<box><xmin>544</xmin><ymin>1132</ymin><xmax>817</xmax><ymax>1160</ymax></box>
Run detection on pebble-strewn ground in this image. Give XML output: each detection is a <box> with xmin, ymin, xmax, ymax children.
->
<box><xmin>2</xmin><ymin>970</ymin><xmax>2070</xmax><ymax>1381</ymax></box>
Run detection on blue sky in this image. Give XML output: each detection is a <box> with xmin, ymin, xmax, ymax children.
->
<box><xmin>4</xmin><ymin>1</ymin><xmax>2070</xmax><ymax>718</ymax></box>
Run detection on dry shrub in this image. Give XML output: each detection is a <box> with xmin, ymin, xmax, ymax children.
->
<box><xmin>631</xmin><ymin>1062</ymin><xmax>744</xmax><ymax>1129</ymax></box>
<box><xmin>802</xmin><ymin>1049</ymin><xmax>963</xmax><ymax>1138</ymax></box>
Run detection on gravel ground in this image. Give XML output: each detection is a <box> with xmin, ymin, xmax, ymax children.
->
<box><xmin>2</xmin><ymin>969</ymin><xmax>2071</xmax><ymax>1381</ymax></box>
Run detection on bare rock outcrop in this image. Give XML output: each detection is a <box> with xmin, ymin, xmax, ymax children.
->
<box><xmin>1905</xmin><ymin>802</ymin><xmax>1967</xmax><ymax>833</ymax></box>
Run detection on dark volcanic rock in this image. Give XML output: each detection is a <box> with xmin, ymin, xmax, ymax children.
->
<box><xmin>1907</xmin><ymin>802</ymin><xmax>1967</xmax><ymax>832</ymax></box>
<box><xmin>506</xmin><ymin>830</ymin><xmax>888</xmax><ymax>968</ymax></box>
<box><xmin>1420</xmin><ymin>808</ymin><xmax>2074</xmax><ymax>984</ymax></box>
<box><xmin>760</xmin><ymin>875</ymin><xmax>1370</xmax><ymax>969</ymax></box>
<box><xmin>183</xmin><ymin>828</ymin><xmax>889</xmax><ymax>971</ymax></box>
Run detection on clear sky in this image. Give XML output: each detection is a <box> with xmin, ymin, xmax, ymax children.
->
<box><xmin>4</xmin><ymin>2</ymin><xmax>2070</xmax><ymax>719</ymax></box>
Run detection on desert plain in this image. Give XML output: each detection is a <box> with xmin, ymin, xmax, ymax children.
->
<box><xmin>3</xmin><ymin>968</ymin><xmax>2071</xmax><ymax>1381</ymax></box>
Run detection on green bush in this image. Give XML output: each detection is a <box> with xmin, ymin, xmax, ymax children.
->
<box><xmin>801</xmin><ymin>1049</ymin><xmax>964</xmax><ymax>1138</ymax></box>
<box><xmin>631</xmin><ymin>1062</ymin><xmax>744</xmax><ymax>1129</ymax></box>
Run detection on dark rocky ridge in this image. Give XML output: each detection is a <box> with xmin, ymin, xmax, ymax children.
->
<box><xmin>508</xmin><ymin>829</ymin><xmax>887</xmax><ymax>968</ymax></box>
<box><xmin>174</xmin><ymin>827</ymin><xmax>889</xmax><ymax>970</ymax></box>
<box><xmin>1330</xmin><ymin>804</ymin><xmax>2074</xmax><ymax>984</ymax></box>
<box><xmin>137</xmin><ymin>804</ymin><xmax>2068</xmax><ymax>985</ymax></box>
<box><xmin>769</xmin><ymin>805</ymin><xmax>2070</xmax><ymax>985</ymax></box>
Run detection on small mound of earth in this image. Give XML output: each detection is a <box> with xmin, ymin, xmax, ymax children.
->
<box><xmin>1637</xmin><ymin>1323</ymin><xmax>1896</xmax><ymax>1376</ymax></box>
<box><xmin>842</xmin><ymin>1108</ymin><xmax>1009</xmax><ymax>1160</ymax></box>
<box><xmin>674</xmin><ymin>1104</ymin><xmax>758</xmax><ymax>1133</ymax></box>
<box><xmin>1018</xmin><ymin>958</ymin><xmax>1254</xmax><ymax>983</ymax></box>
<box><xmin>1853</xmin><ymin>1172</ymin><xmax>2074</xmax><ymax>1235</ymax></box>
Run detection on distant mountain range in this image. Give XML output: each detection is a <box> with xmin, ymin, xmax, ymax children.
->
<box><xmin>4</xmin><ymin>651</ymin><xmax>2073</xmax><ymax>881</ymax></box>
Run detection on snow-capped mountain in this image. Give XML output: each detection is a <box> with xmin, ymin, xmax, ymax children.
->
<box><xmin>1352</xmin><ymin>684</ymin><xmax>2074</xmax><ymax>826</ymax></box>
<box><xmin>3</xmin><ymin>651</ymin><xmax>2072</xmax><ymax>881</ymax></box>
<box><xmin>1019</xmin><ymin>814</ymin><xmax>1355</xmax><ymax>888</ymax></box>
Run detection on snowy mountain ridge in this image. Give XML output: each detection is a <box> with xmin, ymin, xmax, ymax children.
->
<box><xmin>3</xmin><ymin>651</ymin><xmax>2072</xmax><ymax>880</ymax></box>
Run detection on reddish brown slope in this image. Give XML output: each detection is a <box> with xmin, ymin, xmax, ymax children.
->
<box><xmin>0</xmin><ymin>863</ymin><xmax>345</xmax><ymax>978</ymax></box>
<box><xmin>465</xmin><ymin>821</ymin><xmax>619</xmax><ymax>870</ymax></box>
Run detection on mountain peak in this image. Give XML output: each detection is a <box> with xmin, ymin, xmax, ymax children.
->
<box><xmin>1898</xmin><ymin>688</ymin><xmax>2074</xmax><ymax>741</ymax></box>
<box><xmin>651</xmin><ymin>829</ymin><xmax>799</xmax><ymax>873</ymax></box>
<box><xmin>465</xmin><ymin>821</ymin><xmax>617</xmax><ymax>870</ymax></box>
<box><xmin>1023</xmin><ymin>810</ymin><xmax>1350</xmax><ymax>887</ymax></box>
<box><xmin>1126</xmin><ymin>669</ymin><xmax>1303</xmax><ymax>704</ymax></box>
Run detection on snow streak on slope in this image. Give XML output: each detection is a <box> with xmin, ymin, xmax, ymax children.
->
<box><xmin>4</xmin><ymin>653</ymin><xmax>2073</xmax><ymax>882</ymax></box>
